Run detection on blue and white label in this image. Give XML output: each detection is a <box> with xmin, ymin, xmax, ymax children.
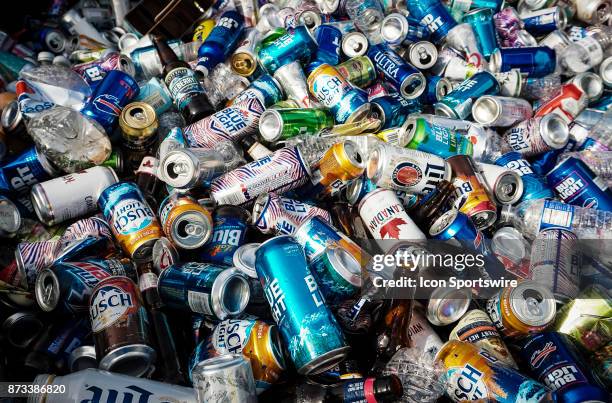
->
<box><xmin>539</xmin><ymin>200</ymin><xmax>574</xmax><ymax>231</ymax></box>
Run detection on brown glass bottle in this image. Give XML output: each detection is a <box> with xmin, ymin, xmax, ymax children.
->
<box><xmin>152</xmin><ymin>36</ymin><xmax>214</xmax><ymax>124</ymax></box>
<box><xmin>136</xmin><ymin>262</ymin><xmax>186</xmax><ymax>384</ymax></box>
<box><xmin>372</xmin><ymin>299</ymin><xmax>413</xmax><ymax>374</ymax></box>
<box><xmin>408</xmin><ymin>179</ymin><xmax>455</xmax><ymax>233</ymax></box>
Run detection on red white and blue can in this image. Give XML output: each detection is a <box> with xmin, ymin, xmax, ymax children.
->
<box><xmin>80</xmin><ymin>70</ymin><xmax>140</xmax><ymax>134</ymax></box>
<box><xmin>255</xmin><ymin>235</ymin><xmax>349</xmax><ymax>374</ymax></box>
<box><xmin>515</xmin><ymin>332</ymin><xmax>609</xmax><ymax>403</ymax></box>
<box><xmin>495</xmin><ymin>152</ymin><xmax>555</xmax><ymax>203</ymax></box>
<box><xmin>71</xmin><ymin>51</ymin><xmax>135</xmax><ymax>91</ymax></box>
<box><xmin>0</xmin><ymin>146</ymin><xmax>58</xmax><ymax>195</ymax></box>
<box><xmin>429</xmin><ymin>208</ymin><xmax>491</xmax><ymax>258</ymax></box>
<box><xmin>252</xmin><ymin>192</ymin><xmax>332</xmax><ymax>235</ymax></box>
<box><xmin>183</xmin><ymin>98</ymin><xmax>264</xmax><ymax>149</ymax></box>
<box><xmin>367</xmin><ymin>43</ymin><xmax>426</xmax><ymax>99</ymax></box>
<box><xmin>546</xmin><ymin>156</ymin><xmax>612</xmax><ymax>211</ymax></box>
<box><xmin>210</xmin><ymin>146</ymin><xmax>310</xmax><ymax>206</ymax></box>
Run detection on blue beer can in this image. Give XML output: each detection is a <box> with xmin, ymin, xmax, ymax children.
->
<box><xmin>371</xmin><ymin>92</ymin><xmax>422</xmax><ymax>129</ymax></box>
<box><xmin>255</xmin><ymin>235</ymin><xmax>349</xmax><ymax>374</ymax></box>
<box><xmin>546</xmin><ymin>156</ymin><xmax>612</xmax><ymax>211</ymax></box>
<box><xmin>258</xmin><ymin>26</ymin><xmax>318</xmax><ymax>74</ymax></box>
<box><xmin>308</xmin><ymin>245</ymin><xmax>362</xmax><ymax>304</ymax></box>
<box><xmin>521</xmin><ymin>7</ymin><xmax>566</xmax><ymax>37</ymax></box>
<box><xmin>200</xmin><ymin>205</ymin><xmax>250</xmax><ymax>266</ymax></box>
<box><xmin>231</xmin><ymin>74</ymin><xmax>284</xmax><ymax>107</ymax></box>
<box><xmin>406</xmin><ymin>0</ymin><xmax>458</xmax><ymax>43</ymax></box>
<box><xmin>309</xmin><ymin>24</ymin><xmax>342</xmax><ymax>68</ymax></box>
<box><xmin>0</xmin><ymin>146</ymin><xmax>58</xmax><ymax>194</ymax></box>
<box><xmin>196</xmin><ymin>10</ymin><xmax>245</xmax><ymax>76</ymax></box>
<box><xmin>420</xmin><ymin>75</ymin><xmax>453</xmax><ymax>105</ymax></box>
<box><xmin>429</xmin><ymin>208</ymin><xmax>491</xmax><ymax>258</ymax></box>
<box><xmin>463</xmin><ymin>8</ymin><xmax>498</xmax><ymax>58</ymax></box>
<box><xmin>495</xmin><ymin>152</ymin><xmax>554</xmax><ymax>203</ymax></box>
<box><xmin>367</xmin><ymin>43</ymin><xmax>426</xmax><ymax>99</ymax></box>
<box><xmin>516</xmin><ymin>332</ymin><xmax>608</xmax><ymax>403</ymax></box>
<box><xmin>434</xmin><ymin>71</ymin><xmax>500</xmax><ymax>119</ymax></box>
<box><xmin>134</xmin><ymin>77</ymin><xmax>174</xmax><ymax>115</ymax></box>
<box><xmin>80</xmin><ymin>70</ymin><xmax>140</xmax><ymax>134</ymax></box>
<box><xmin>490</xmin><ymin>47</ymin><xmax>556</xmax><ymax>78</ymax></box>
<box><xmin>34</xmin><ymin>258</ymin><xmax>136</xmax><ymax>315</ymax></box>
<box><xmin>158</xmin><ymin>262</ymin><xmax>250</xmax><ymax>320</ymax></box>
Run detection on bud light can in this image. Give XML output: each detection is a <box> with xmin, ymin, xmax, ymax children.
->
<box><xmin>255</xmin><ymin>235</ymin><xmax>349</xmax><ymax>374</ymax></box>
<box><xmin>434</xmin><ymin>71</ymin><xmax>500</xmax><ymax>120</ymax></box>
<box><xmin>98</xmin><ymin>182</ymin><xmax>163</xmax><ymax>262</ymax></box>
<box><xmin>546</xmin><ymin>156</ymin><xmax>612</xmax><ymax>211</ymax></box>
<box><xmin>495</xmin><ymin>152</ymin><xmax>554</xmax><ymax>203</ymax></box>
<box><xmin>515</xmin><ymin>332</ymin><xmax>608</xmax><ymax>403</ymax></box>
<box><xmin>80</xmin><ymin>70</ymin><xmax>140</xmax><ymax>134</ymax></box>
<box><xmin>0</xmin><ymin>146</ymin><xmax>58</xmax><ymax>195</ymax></box>
<box><xmin>89</xmin><ymin>276</ymin><xmax>155</xmax><ymax>377</ymax></box>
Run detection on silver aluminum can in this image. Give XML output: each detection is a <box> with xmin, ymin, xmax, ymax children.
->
<box><xmin>366</xmin><ymin>141</ymin><xmax>451</xmax><ymax>195</ymax></box>
<box><xmin>502</xmin><ymin>115</ymin><xmax>569</xmax><ymax>157</ymax></box>
<box><xmin>472</xmin><ymin>95</ymin><xmax>533</xmax><ymax>127</ymax></box>
<box><xmin>273</xmin><ymin>61</ymin><xmax>314</xmax><ymax>108</ymax></box>
<box><xmin>159</xmin><ymin>148</ymin><xmax>227</xmax><ymax>189</ymax></box>
<box><xmin>406</xmin><ymin>41</ymin><xmax>438</xmax><ymax>70</ymax></box>
<box><xmin>193</xmin><ymin>354</ymin><xmax>258</xmax><ymax>403</ymax></box>
<box><xmin>341</xmin><ymin>31</ymin><xmax>369</xmax><ymax>58</ymax></box>
<box><xmin>478</xmin><ymin>162</ymin><xmax>524</xmax><ymax>205</ymax></box>
<box><xmin>567</xmin><ymin>71</ymin><xmax>604</xmax><ymax>102</ymax></box>
<box><xmin>599</xmin><ymin>55</ymin><xmax>612</xmax><ymax>88</ymax></box>
<box><xmin>494</xmin><ymin>69</ymin><xmax>523</xmax><ymax>97</ymax></box>
<box><xmin>426</xmin><ymin>286</ymin><xmax>472</xmax><ymax>326</ymax></box>
<box><xmin>31</xmin><ymin>166</ymin><xmax>118</xmax><ymax>226</ymax></box>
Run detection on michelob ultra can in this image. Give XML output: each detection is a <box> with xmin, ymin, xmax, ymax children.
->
<box><xmin>98</xmin><ymin>182</ymin><xmax>162</xmax><ymax>261</ymax></box>
<box><xmin>189</xmin><ymin>318</ymin><xmax>286</xmax><ymax>393</ymax></box>
<box><xmin>436</xmin><ymin>340</ymin><xmax>550</xmax><ymax>403</ymax></box>
<box><xmin>307</xmin><ymin>63</ymin><xmax>371</xmax><ymax>124</ymax></box>
<box><xmin>255</xmin><ymin>235</ymin><xmax>349</xmax><ymax>374</ymax></box>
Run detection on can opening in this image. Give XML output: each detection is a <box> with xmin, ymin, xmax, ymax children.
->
<box><xmin>544</xmin><ymin>116</ymin><xmax>568</xmax><ymax>146</ymax></box>
<box><xmin>414</xmin><ymin>45</ymin><xmax>432</xmax><ymax>66</ymax></box>
<box><xmin>522</xmin><ymin>288</ymin><xmax>543</xmax><ymax>305</ymax></box>
<box><xmin>108</xmin><ymin>354</ymin><xmax>151</xmax><ymax>377</ymax></box>
<box><xmin>129</xmin><ymin>107</ymin><xmax>146</xmax><ymax>121</ymax></box>
<box><xmin>473</xmin><ymin>97</ymin><xmax>498</xmax><ymax>125</ymax></box>
<box><xmin>597</xmin><ymin>3</ymin><xmax>611</xmax><ymax>23</ymax></box>
<box><xmin>381</xmin><ymin>16</ymin><xmax>403</xmax><ymax>43</ymax></box>
<box><xmin>222</xmin><ymin>276</ymin><xmax>249</xmax><ymax>314</ymax></box>
<box><xmin>578</xmin><ymin>74</ymin><xmax>603</xmax><ymax>99</ymax></box>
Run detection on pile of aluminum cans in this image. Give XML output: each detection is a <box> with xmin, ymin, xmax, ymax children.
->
<box><xmin>0</xmin><ymin>0</ymin><xmax>611</xmax><ymax>402</ymax></box>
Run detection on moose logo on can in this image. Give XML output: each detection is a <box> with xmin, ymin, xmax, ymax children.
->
<box><xmin>90</xmin><ymin>284</ymin><xmax>135</xmax><ymax>332</ymax></box>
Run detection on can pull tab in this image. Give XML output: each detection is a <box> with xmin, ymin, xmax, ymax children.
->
<box><xmin>184</xmin><ymin>222</ymin><xmax>205</xmax><ymax>237</ymax></box>
<box><xmin>172</xmin><ymin>162</ymin><xmax>189</xmax><ymax>175</ymax></box>
<box><xmin>525</xmin><ymin>296</ymin><xmax>542</xmax><ymax>316</ymax></box>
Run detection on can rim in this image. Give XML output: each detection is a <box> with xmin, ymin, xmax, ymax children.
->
<box><xmin>34</xmin><ymin>269</ymin><xmax>60</xmax><ymax>312</ymax></box>
<box><xmin>380</xmin><ymin>13</ymin><xmax>408</xmax><ymax>46</ymax></box>
<box><xmin>258</xmin><ymin>108</ymin><xmax>284</xmax><ymax>142</ymax></box>
<box><xmin>508</xmin><ymin>281</ymin><xmax>556</xmax><ymax>326</ymax></box>
<box><xmin>429</xmin><ymin>208</ymin><xmax>459</xmax><ymax>238</ymax></box>
<box><xmin>0</xmin><ymin>195</ymin><xmax>23</xmax><ymax>233</ymax></box>
<box><xmin>98</xmin><ymin>344</ymin><xmax>156</xmax><ymax>378</ymax></box>
<box><xmin>341</xmin><ymin>32</ymin><xmax>368</xmax><ymax>58</ymax></box>
<box><xmin>211</xmin><ymin>268</ymin><xmax>250</xmax><ymax>319</ymax></box>
<box><xmin>232</xmin><ymin>243</ymin><xmax>261</xmax><ymax>278</ymax></box>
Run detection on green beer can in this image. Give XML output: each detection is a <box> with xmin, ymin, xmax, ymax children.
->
<box><xmin>258</xmin><ymin>108</ymin><xmax>334</xmax><ymax>142</ymax></box>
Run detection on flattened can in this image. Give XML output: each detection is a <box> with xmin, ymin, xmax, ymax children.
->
<box><xmin>210</xmin><ymin>146</ymin><xmax>311</xmax><ymax>206</ymax></box>
<box><xmin>252</xmin><ymin>192</ymin><xmax>332</xmax><ymax>235</ymax></box>
<box><xmin>98</xmin><ymin>182</ymin><xmax>162</xmax><ymax>261</ymax></box>
<box><xmin>367</xmin><ymin>141</ymin><xmax>451</xmax><ymax>195</ymax></box>
<box><xmin>89</xmin><ymin>276</ymin><xmax>155</xmax><ymax>377</ymax></box>
<box><xmin>358</xmin><ymin>188</ymin><xmax>426</xmax><ymax>240</ymax></box>
<box><xmin>449</xmin><ymin>309</ymin><xmax>517</xmax><ymax>368</ymax></box>
<box><xmin>447</xmin><ymin>155</ymin><xmax>497</xmax><ymax>229</ymax></box>
<box><xmin>158</xmin><ymin>194</ymin><xmax>213</xmax><ymax>250</ymax></box>
<box><xmin>183</xmin><ymin>97</ymin><xmax>265</xmax><ymax>149</ymax></box>
<box><xmin>529</xmin><ymin>228</ymin><xmax>581</xmax><ymax>303</ymax></box>
<box><xmin>200</xmin><ymin>205</ymin><xmax>250</xmax><ymax>266</ymax></box>
<box><xmin>436</xmin><ymin>340</ymin><xmax>549</xmax><ymax>403</ymax></box>
<box><xmin>307</xmin><ymin>63</ymin><xmax>371</xmax><ymax>124</ymax></box>
<box><xmin>158</xmin><ymin>262</ymin><xmax>250</xmax><ymax>320</ymax></box>
<box><xmin>190</xmin><ymin>318</ymin><xmax>286</xmax><ymax>392</ymax></box>
<box><xmin>31</xmin><ymin>166</ymin><xmax>118</xmax><ymax>226</ymax></box>
<box><xmin>255</xmin><ymin>235</ymin><xmax>349</xmax><ymax>374</ymax></box>
<box><xmin>486</xmin><ymin>281</ymin><xmax>556</xmax><ymax>338</ymax></box>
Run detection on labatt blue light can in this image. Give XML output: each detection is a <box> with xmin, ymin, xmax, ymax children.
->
<box><xmin>98</xmin><ymin>182</ymin><xmax>163</xmax><ymax>261</ymax></box>
<box><xmin>515</xmin><ymin>332</ymin><xmax>608</xmax><ymax>403</ymax></box>
<box><xmin>367</xmin><ymin>43</ymin><xmax>426</xmax><ymax>99</ymax></box>
<box><xmin>80</xmin><ymin>70</ymin><xmax>139</xmax><ymax>134</ymax></box>
<box><xmin>495</xmin><ymin>152</ymin><xmax>554</xmax><ymax>204</ymax></box>
<box><xmin>200</xmin><ymin>205</ymin><xmax>250</xmax><ymax>266</ymax></box>
<box><xmin>0</xmin><ymin>146</ymin><xmax>57</xmax><ymax>194</ymax></box>
<box><xmin>546</xmin><ymin>156</ymin><xmax>612</xmax><ymax>211</ymax></box>
<box><xmin>255</xmin><ymin>235</ymin><xmax>349</xmax><ymax>375</ymax></box>
<box><xmin>434</xmin><ymin>71</ymin><xmax>500</xmax><ymax>119</ymax></box>
<box><xmin>196</xmin><ymin>10</ymin><xmax>245</xmax><ymax>76</ymax></box>
<box><xmin>307</xmin><ymin>63</ymin><xmax>370</xmax><ymax>124</ymax></box>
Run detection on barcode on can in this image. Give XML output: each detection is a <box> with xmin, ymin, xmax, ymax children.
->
<box><xmin>188</xmin><ymin>290</ymin><xmax>213</xmax><ymax>316</ymax></box>
<box><xmin>540</xmin><ymin>200</ymin><xmax>573</xmax><ymax>231</ymax></box>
